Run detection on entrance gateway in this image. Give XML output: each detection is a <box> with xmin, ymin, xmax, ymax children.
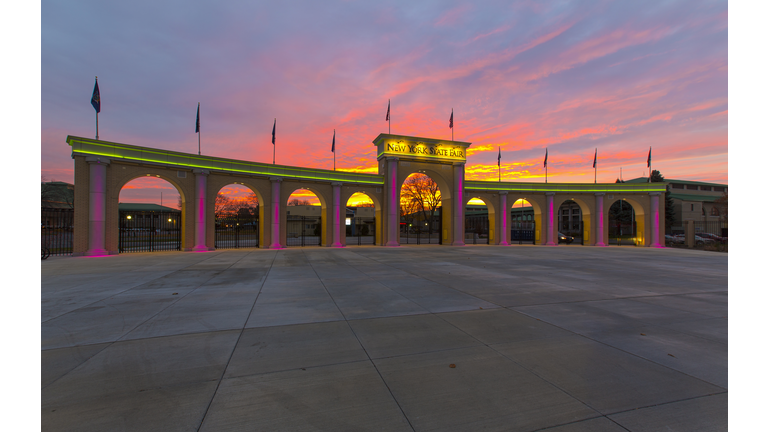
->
<box><xmin>67</xmin><ymin>133</ymin><xmax>667</xmax><ymax>256</ymax></box>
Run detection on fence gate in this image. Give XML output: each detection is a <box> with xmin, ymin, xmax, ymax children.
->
<box><xmin>119</xmin><ymin>210</ymin><xmax>181</xmax><ymax>253</ymax></box>
<box><xmin>348</xmin><ymin>217</ymin><xmax>375</xmax><ymax>245</ymax></box>
<box><xmin>400</xmin><ymin>207</ymin><xmax>441</xmax><ymax>245</ymax></box>
<box><xmin>609</xmin><ymin>221</ymin><xmax>637</xmax><ymax>246</ymax></box>
<box><xmin>42</xmin><ymin>208</ymin><xmax>74</xmax><ymax>256</ymax></box>
<box><xmin>511</xmin><ymin>221</ymin><xmax>536</xmax><ymax>244</ymax></box>
<box><xmin>286</xmin><ymin>215</ymin><xmax>322</xmax><ymax>247</ymax></box>
<box><xmin>215</xmin><ymin>213</ymin><xmax>259</xmax><ymax>249</ymax></box>
<box><xmin>465</xmin><ymin>213</ymin><xmax>489</xmax><ymax>245</ymax></box>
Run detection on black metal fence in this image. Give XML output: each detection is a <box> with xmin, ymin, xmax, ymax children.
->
<box><xmin>400</xmin><ymin>208</ymin><xmax>442</xmax><ymax>245</ymax></box>
<box><xmin>511</xmin><ymin>221</ymin><xmax>536</xmax><ymax>244</ymax></box>
<box><xmin>119</xmin><ymin>210</ymin><xmax>181</xmax><ymax>253</ymax></box>
<box><xmin>465</xmin><ymin>214</ymin><xmax>489</xmax><ymax>244</ymax></box>
<box><xmin>347</xmin><ymin>217</ymin><xmax>375</xmax><ymax>245</ymax></box>
<box><xmin>608</xmin><ymin>221</ymin><xmax>637</xmax><ymax>246</ymax></box>
<box><xmin>286</xmin><ymin>215</ymin><xmax>321</xmax><ymax>247</ymax></box>
<box><xmin>42</xmin><ymin>208</ymin><xmax>74</xmax><ymax>256</ymax></box>
<box><xmin>215</xmin><ymin>213</ymin><xmax>259</xmax><ymax>249</ymax></box>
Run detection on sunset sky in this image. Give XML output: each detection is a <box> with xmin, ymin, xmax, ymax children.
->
<box><xmin>40</xmin><ymin>0</ymin><xmax>728</xmax><ymax>206</ymax></box>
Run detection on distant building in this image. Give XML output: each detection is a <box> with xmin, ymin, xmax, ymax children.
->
<box><xmin>624</xmin><ymin>177</ymin><xmax>727</xmax><ymax>232</ymax></box>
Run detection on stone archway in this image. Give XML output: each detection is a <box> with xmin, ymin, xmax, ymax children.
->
<box><xmin>463</xmin><ymin>195</ymin><xmax>497</xmax><ymax>245</ymax></box>
<box><xmin>283</xmin><ymin>186</ymin><xmax>329</xmax><ymax>247</ymax></box>
<box><xmin>607</xmin><ymin>197</ymin><xmax>647</xmax><ymax>246</ymax></box>
<box><xmin>110</xmin><ymin>170</ymin><xmax>192</xmax><ymax>254</ymax></box>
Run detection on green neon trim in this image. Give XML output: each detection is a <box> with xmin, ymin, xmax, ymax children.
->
<box><xmin>69</xmin><ymin>138</ymin><xmax>385</xmax><ymax>184</ymax></box>
<box><xmin>464</xmin><ymin>183</ymin><xmax>666</xmax><ymax>193</ymax></box>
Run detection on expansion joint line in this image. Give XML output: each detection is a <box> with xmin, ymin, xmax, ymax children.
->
<box><xmin>306</xmin><ymin>249</ymin><xmax>417</xmax><ymax>432</ymax></box>
<box><xmin>196</xmin><ymin>249</ymin><xmax>279</xmax><ymax>432</ymax></box>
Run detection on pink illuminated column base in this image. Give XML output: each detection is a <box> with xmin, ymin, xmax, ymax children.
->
<box><xmin>192</xmin><ymin>170</ymin><xmax>210</xmax><ymax>251</ymax></box>
<box><xmin>594</xmin><ymin>193</ymin><xmax>606</xmax><ymax>246</ymax></box>
<box><xmin>544</xmin><ymin>192</ymin><xmax>556</xmax><ymax>245</ymax></box>
<box><xmin>452</xmin><ymin>162</ymin><xmax>465</xmax><ymax>246</ymax></box>
<box><xmin>332</xmin><ymin>182</ymin><xmax>343</xmax><ymax>247</ymax></box>
<box><xmin>386</xmin><ymin>157</ymin><xmax>400</xmax><ymax>246</ymax></box>
<box><xmin>650</xmin><ymin>192</ymin><xmax>662</xmax><ymax>247</ymax></box>
<box><xmin>498</xmin><ymin>192</ymin><xmax>509</xmax><ymax>245</ymax></box>
<box><xmin>85</xmin><ymin>156</ymin><xmax>110</xmax><ymax>256</ymax></box>
<box><xmin>269</xmin><ymin>177</ymin><xmax>283</xmax><ymax>249</ymax></box>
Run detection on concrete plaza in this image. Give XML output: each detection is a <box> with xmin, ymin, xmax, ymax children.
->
<box><xmin>41</xmin><ymin>245</ymin><xmax>727</xmax><ymax>431</ymax></box>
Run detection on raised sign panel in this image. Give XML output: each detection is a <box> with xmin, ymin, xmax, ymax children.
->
<box><xmin>373</xmin><ymin>134</ymin><xmax>471</xmax><ymax>163</ymax></box>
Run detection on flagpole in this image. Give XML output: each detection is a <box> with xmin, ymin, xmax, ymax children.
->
<box><xmin>273</xmin><ymin>118</ymin><xmax>276</xmax><ymax>165</ymax></box>
<box><xmin>452</xmin><ymin>108</ymin><xmax>454</xmax><ymax>141</ymax></box>
<box><xmin>94</xmin><ymin>76</ymin><xmax>99</xmax><ymax>140</ymax></box>
<box><xmin>333</xmin><ymin>129</ymin><xmax>336</xmax><ymax>171</ymax></box>
<box><xmin>198</xmin><ymin>103</ymin><xmax>201</xmax><ymax>156</ymax></box>
<box><xmin>594</xmin><ymin>148</ymin><xmax>597</xmax><ymax>184</ymax></box>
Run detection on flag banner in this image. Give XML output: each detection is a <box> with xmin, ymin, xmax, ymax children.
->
<box><xmin>386</xmin><ymin>100</ymin><xmax>390</xmax><ymax>121</ymax></box>
<box><xmin>331</xmin><ymin>130</ymin><xmax>335</xmax><ymax>152</ymax></box>
<box><xmin>91</xmin><ymin>79</ymin><xmax>100</xmax><ymax>113</ymax></box>
<box><xmin>272</xmin><ymin>119</ymin><xmax>276</xmax><ymax>145</ymax></box>
<box><xmin>593</xmin><ymin>149</ymin><xmax>597</xmax><ymax>168</ymax></box>
<box><xmin>497</xmin><ymin>147</ymin><xmax>501</xmax><ymax>166</ymax></box>
<box><xmin>647</xmin><ymin>147</ymin><xmax>651</xmax><ymax>167</ymax></box>
<box><xmin>544</xmin><ymin>148</ymin><xmax>548</xmax><ymax>167</ymax></box>
<box><xmin>195</xmin><ymin>104</ymin><xmax>200</xmax><ymax>133</ymax></box>
<box><xmin>449</xmin><ymin>110</ymin><xmax>453</xmax><ymax>128</ymax></box>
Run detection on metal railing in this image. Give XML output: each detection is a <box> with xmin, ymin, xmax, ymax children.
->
<box><xmin>41</xmin><ymin>208</ymin><xmax>74</xmax><ymax>256</ymax></box>
<box><xmin>119</xmin><ymin>210</ymin><xmax>181</xmax><ymax>253</ymax></box>
<box><xmin>511</xmin><ymin>221</ymin><xmax>536</xmax><ymax>244</ymax></box>
<box><xmin>347</xmin><ymin>217</ymin><xmax>375</xmax><ymax>245</ymax></box>
<box><xmin>215</xmin><ymin>213</ymin><xmax>259</xmax><ymax>249</ymax></box>
<box><xmin>286</xmin><ymin>215</ymin><xmax>322</xmax><ymax>247</ymax></box>
<box><xmin>465</xmin><ymin>214</ymin><xmax>489</xmax><ymax>244</ymax></box>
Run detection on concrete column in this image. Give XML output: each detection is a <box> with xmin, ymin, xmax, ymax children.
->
<box><xmin>498</xmin><ymin>192</ymin><xmax>509</xmax><ymax>245</ymax></box>
<box><xmin>270</xmin><ymin>177</ymin><xmax>283</xmax><ymax>249</ymax></box>
<box><xmin>594</xmin><ymin>193</ymin><xmax>606</xmax><ymax>246</ymax></box>
<box><xmin>545</xmin><ymin>192</ymin><xmax>556</xmax><ymax>245</ymax></box>
<box><xmin>386</xmin><ymin>157</ymin><xmax>399</xmax><ymax>246</ymax></box>
<box><xmin>192</xmin><ymin>169</ymin><xmax>210</xmax><ymax>251</ymax></box>
<box><xmin>649</xmin><ymin>192</ymin><xmax>662</xmax><ymax>247</ymax></box>
<box><xmin>85</xmin><ymin>156</ymin><xmax>110</xmax><ymax>256</ymax></box>
<box><xmin>452</xmin><ymin>162</ymin><xmax>465</xmax><ymax>246</ymax></box>
<box><xmin>331</xmin><ymin>182</ymin><xmax>343</xmax><ymax>247</ymax></box>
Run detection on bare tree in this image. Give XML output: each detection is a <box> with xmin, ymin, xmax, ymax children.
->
<box><xmin>288</xmin><ymin>198</ymin><xmax>312</xmax><ymax>206</ymax></box>
<box><xmin>400</xmin><ymin>174</ymin><xmax>441</xmax><ymax>231</ymax></box>
<box><xmin>713</xmin><ymin>191</ymin><xmax>728</xmax><ymax>222</ymax></box>
<box><xmin>41</xmin><ymin>177</ymin><xmax>74</xmax><ymax>208</ymax></box>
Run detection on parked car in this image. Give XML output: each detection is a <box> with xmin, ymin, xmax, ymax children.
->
<box><xmin>558</xmin><ymin>232</ymin><xmax>574</xmax><ymax>244</ymax></box>
<box><xmin>695</xmin><ymin>235</ymin><xmax>714</xmax><ymax>245</ymax></box>
<box><xmin>698</xmin><ymin>232</ymin><xmax>725</xmax><ymax>243</ymax></box>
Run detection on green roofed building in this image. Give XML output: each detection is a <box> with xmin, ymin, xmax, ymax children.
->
<box><xmin>624</xmin><ymin>177</ymin><xmax>727</xmax><ymax>232</ymax></box>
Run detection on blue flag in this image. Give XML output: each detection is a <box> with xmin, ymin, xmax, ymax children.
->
<box><xmin>449</xmin><ymin>109</ymin><xmax>453</xmax><ymax>128</ymax></box>
<box><xmin>593</xmin><ymin>148</ymin><xmax>597</xmax><ymax>168</ymax></box>
<box><xmin>497</xmin><ymin>147</ymin><xmax>501</xmax><ymax>166</ymax></box>
<box><xmin>91</xmin><ymin>78</ymin><xmax>100</xmax><ymax>113</ymax></box>
<box><xmin>272</xmin><ymin>119</ymin><xmax>276</xmax><ymax>145</ymax></box>
<box><xmin>331</xmin><ymin>130</ymin><xmax>335</xmax><ymax>153</ymax></box>
<box><xmin>195</xmin><ymin>104</ymin><xmax>200</xmax><ymax>133</ymax></box>
<box><xmin>544</xmin><ymin>148</ymin><xmax>548</xmax><ymax>167</ymax></box>
<box><xmin>386</xmin><ymin>100</ymin><xmax>390</xmax><ymax>121</ymax></box>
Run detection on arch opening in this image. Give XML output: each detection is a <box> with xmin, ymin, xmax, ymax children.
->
<box><xmin>345</xmin><ymin>192</ymin><xmax>377</xmax><ymax>245</ymax></box>
<box><xmin>608</xmin><ymin>199</ymin><xmax>637</xmax><ymax>246</ymax></box>
<box><xmin>117</xmin><ymin>175</ymin><xmax>184</xmax><ymax>253</ymax></box>
<box><xmin>465</xmin><ymin>197</ymin><xmax>490</xmax><ymax>244</ymax></box>
<box><xmin>214</xmin><ymin>184</ymin><xmax>260</xmax><ymax>249</ymax></box>
<box><xmin>557</xmin><ymin>200</ymin><xmax>582</xmax><ymax>245</ymax></box>
<box><xmin>510</xmin><ymin>198</ymin><xmax>536</xmax><ymax>244</ymax></box>
<box><xmin>286</xmin><ymin>188</ymin><xmax>323</xmax><ymax>246</ymax></box>
<box><xmin>400</xmin><ymin>173</ymin><xmax>442</xmax><ymax>244</ymax></box>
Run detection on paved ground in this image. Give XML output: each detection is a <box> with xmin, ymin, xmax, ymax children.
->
<box><xmin>41</xmin><ymin>245</ymin><xmax>727</xmax><ymax>431</ymax></box>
